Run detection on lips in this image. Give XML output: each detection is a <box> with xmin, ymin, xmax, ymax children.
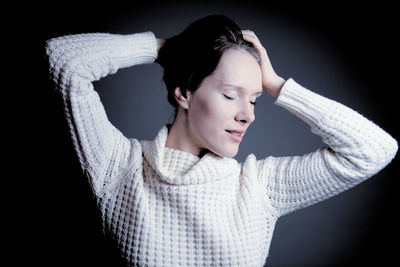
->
<box><xmin>225</xmin><ymin>129</ymin><xmax>245</xmax><ymax>135</ymax></box>
<box><xmin>225</xmin><ymin>130</ymin><xmax>242</xmax><ymax>136</ymax></box>
<box><xmin>225</xmin><ymin>129</ymin><xmax>245</xmax><ymax>142</ymax></box>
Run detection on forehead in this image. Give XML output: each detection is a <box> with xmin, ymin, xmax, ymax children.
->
<box><xmin>213</xmin><ymin>49</ymin><xmax>262</xmax><ymax>93</ymax></box>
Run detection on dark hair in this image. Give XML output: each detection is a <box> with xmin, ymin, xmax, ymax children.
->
<box><xmin>155</xmin><ymin>14</ymin><xmax>261</xmax><ymax>121</ymax></box>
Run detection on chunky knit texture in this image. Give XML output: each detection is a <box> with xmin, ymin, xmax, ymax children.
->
<box><xmin>46</xmin><ymin>31</ymin><xmax>398</xmax><ymax>266</ymax></box>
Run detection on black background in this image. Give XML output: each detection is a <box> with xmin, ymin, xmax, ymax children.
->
<box><xmin>9</xmin><ymin>1</ymin><xmax>399</xmax><ymax>266</ymax></box>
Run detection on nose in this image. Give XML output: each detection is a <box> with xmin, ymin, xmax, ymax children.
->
<box><xmin>235</xmin><ymin>101</ymin><xmax>255</xmax><ymax>125</ymax></box>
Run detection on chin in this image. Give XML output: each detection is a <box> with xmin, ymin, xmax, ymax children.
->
<box><xmin>211</xmin><ymin>146</ymin><xmax>238</xmax><ymax>158</ymax></box>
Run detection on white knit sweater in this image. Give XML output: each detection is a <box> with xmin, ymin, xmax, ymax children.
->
<box><xmin>46</xmin><ymin>31</ymin><xmax>398</xmax><ymax>266</ymax></box>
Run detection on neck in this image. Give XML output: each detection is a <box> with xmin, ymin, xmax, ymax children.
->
<box><xmin>165</xmin><ymin>111</ymin><xmax>202</xmax><ymax>157</ymax></box>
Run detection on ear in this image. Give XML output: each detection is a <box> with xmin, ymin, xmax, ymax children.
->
<box><xmin>174</xmin><ymin>87</ymin><xmax>192</xmax><ymax>110</ymax></box>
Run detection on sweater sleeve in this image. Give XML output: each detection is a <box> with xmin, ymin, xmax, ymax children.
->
<box><xmin>256</xmin><ymin>78</ymin><xmax>398</xmax><ymax>217</ymax></box>
<box><xmin>45</xmin><ymin>31</ymin><xmax>158</xmax><ymax>196</ymax></box>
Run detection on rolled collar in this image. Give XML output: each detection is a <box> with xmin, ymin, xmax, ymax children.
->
<box><xmin>140</xmin><ymin>124</ymin><xmax>240</xmax><ymax>185</ymax></box>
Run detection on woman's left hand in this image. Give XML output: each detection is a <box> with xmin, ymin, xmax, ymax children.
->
<box><xmin>241</xmin><ymin>30</ymin><xmax>285</xmax><ymax>97</ymax></box>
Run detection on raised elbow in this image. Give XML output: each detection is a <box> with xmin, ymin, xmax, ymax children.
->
<box><xmin>381</xmin><ymin>135</ymin><xmax>398</xmax><ymax>165</ymax></box>
<box><xmin>354</xmin><ymin>133</ymin><xmax>398</xmax><ymax>177</ymax></box>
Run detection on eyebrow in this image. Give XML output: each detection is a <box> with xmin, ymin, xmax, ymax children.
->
<box><xmin>222</xmin><ymin>84</ymin><xmax>263</xmax><ymax>96</ymax></box>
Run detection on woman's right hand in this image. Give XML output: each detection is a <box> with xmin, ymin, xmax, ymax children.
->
<box><xmin>157</xmin><ymin>38</ymin><xmax>166</xmax><ymax>53</ymax></box>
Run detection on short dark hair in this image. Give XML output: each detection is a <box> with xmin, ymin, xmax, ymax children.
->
<box><xmin>155</xmin><ymin>14</ymin><xmax>261</xmax><ymax>121</ymax></box>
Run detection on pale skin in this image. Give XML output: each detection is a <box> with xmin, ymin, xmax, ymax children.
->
<box><xmin>156</xmin><ymin>30</ymin><xmax>286</xmax><ymax>158</ymax></box>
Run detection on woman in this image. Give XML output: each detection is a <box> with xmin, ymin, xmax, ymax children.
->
<box><xmin>46</xmin><ymin>14</ymin><xmax>397</xmax><ymax>266</ymax></box>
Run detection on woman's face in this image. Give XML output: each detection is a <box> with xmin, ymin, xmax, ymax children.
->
<box><xmin>186</xmin><ymin>48</ymin><xmax>263</xmax><ymax>158</ymax></box>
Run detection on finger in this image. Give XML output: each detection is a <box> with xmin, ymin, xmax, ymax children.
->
<box><xmin>242</xmin><ymin>30</ymin><xmax>256</xmax><ymax>37</ymax></box>
<box><xmin>242</xmin><ymin>31</ymin><xmax>255</xmax><ymax>39</ymax></box>
<box><xmin>242</xmin><ymin>33</ymin><xmax>259</xmax><ymax>45</ymax></box>
<box><xmin>242</xmin><ymin>31</ymin><xmax>260</xmax><ymax>42</ymax></box>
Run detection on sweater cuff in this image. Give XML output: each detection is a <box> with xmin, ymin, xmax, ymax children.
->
<box><xmin>274</xmin><ymin>78</ymin><xmax>333</xmax><ymax>126</ymax></box>
<box><xmin>118</xmin><ymin>31</ymin><xmax>158</xmax><ymax>69</ymax></box>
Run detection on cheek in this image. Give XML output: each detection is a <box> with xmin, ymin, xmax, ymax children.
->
<box><xmin>191</xmin><ymin>96</ymin><xmax>226</xmax><ymax>125</ymax></box>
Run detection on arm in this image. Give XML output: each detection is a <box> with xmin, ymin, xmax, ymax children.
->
<box><xmin>256</xmin><ymin>78</ymin><xmax>398</xmax><ymax>217</ymax></box>
<box><xmin>241</xmin><ymin>29</ymin><xmax>397</xmax><ymax>216</ymax></box>
<box><xmin>46</xmin><ymin>31</ymin><xmax>158</xmax><ymax>196</ymax></box>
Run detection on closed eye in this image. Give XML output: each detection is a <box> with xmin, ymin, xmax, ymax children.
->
<box><xmin>224</xmin><ymin>94</ymin><xmax>257</xmax><ymax>105</ymax></box>
<box><xmin>223</xmin><ymin>94</ymin><xmax>234</xmax><ymax>100</ymax></box>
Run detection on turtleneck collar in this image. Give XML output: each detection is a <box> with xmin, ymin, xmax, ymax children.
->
<box><xmin>140</xmin><ymin>124</ymin><xmax>240</xmax><ymax>185</ymax></box>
